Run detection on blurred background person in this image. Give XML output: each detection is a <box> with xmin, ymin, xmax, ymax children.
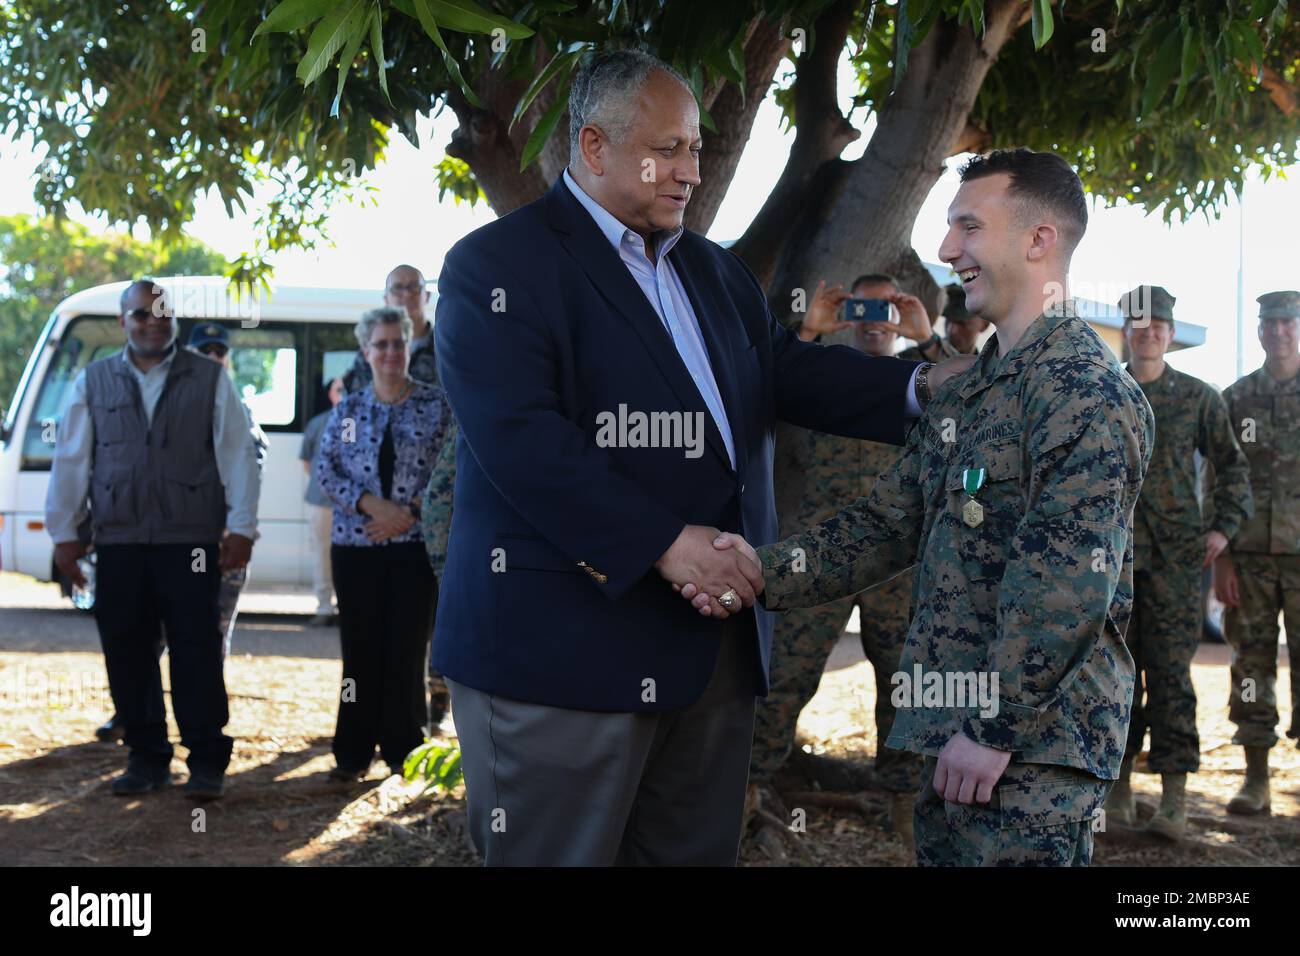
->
<box><xmin>900</xmin><ymin>282</ymin><xmax>988</xmax><ymax>360</ymax></box>
<box><xmin>300</xmin><ymin>376</ymin><xmax>345</xmax><ymax>627</ymax></box>
<box><xmin>317</xmin><ymin>307</ymin><xmax>450</xmax><ymax>781</ymax></box>
<box><xmin>91</xmin><ymin>317</ymin><xmax>267</xmax><ymax>744</ymax></box>
<box><xmin>1216</xmin><ymin>290</ymin><xmax>1300</xmax><ymax>816</ymax></box>
<box><xmin>188</xmin><ymin>322</ymin><xmax>269</xmax><ymax>655</ymax></box>
<box><xmin>47</xmin><ymin>280</ymin><xmax>259</xmax><ymax>799</ymax></box>
<box><xmin>756</xmin><ymin>273</ymin><xmax>937</xmax><ymax>851</ymax></box>
<box><xmin>1102</xmin><ymin>286</ymin><xmax>1252</xmax><ymax>841</ymax></box>
<box><xmin>343</xmin><ymin>265</ymin><xmax>439</xmax><ymax>392</ymax></box>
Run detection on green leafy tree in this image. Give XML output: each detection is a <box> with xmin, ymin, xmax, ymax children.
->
<box><xmin>1</xmin><ymin>0</ymin><xmax>1297</xmax><ymax>309</ymax></box>
<box><xmin>0</xmin><ymin>214</ymin><xmax>227</xmax><ymax>414</ymax></box>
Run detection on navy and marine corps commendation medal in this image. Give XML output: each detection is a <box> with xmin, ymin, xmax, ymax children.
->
<box><xmin>961</xmin><ymin>467</ymin><xmax>986</xmax><ymax>528</ymax></box>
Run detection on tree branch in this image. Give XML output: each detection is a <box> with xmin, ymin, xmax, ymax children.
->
<box><xmin>1257</xmin><ymin>64</ymin><xmax>1296</xmax><ymax>117</ymax></box>
<box><xmin>684</xmin><ymin>15</ymin><xmax>791</xmax><ymax>234</ymax></box>
<box><xmin>729</xmin><ymin>0</ymin><xmax>859</xmax><ymax>286</ymax></box>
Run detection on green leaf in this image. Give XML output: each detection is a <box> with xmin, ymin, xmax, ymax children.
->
<box><xmin>369</xmin><ymin>5</ymin><xmax>391</xmax><ymax>105</ymax></box>
<box><xmin>331</xmin><ymin>6</ymin><xmax>371</xmax><ymax>117</ymax></box>
<box><xmin>252</xmin><ymin>0</ymin><xmax>330</xmax><ymax>40</ymax></box>
<box><xmin>411</xmin><ymin>0</ymin><xmax>483</xmax><ymax>107</ymax></box>
<box><xmin>1172</xmin><ymin>25</ymin><xmax>1197</xmax><ymax>109</ymax></box>
<box><xmin>1140</xmin><ymin>28</ymin><xmax>1182</xmax><ymax>117</ymax></box>
<box><xmin>427</xmin><ymin>0</ymin><xmax>533</xmax><ymax>39</ymax></box>
<box><xmin>519</xmin><ymin>84</ymin><xmax>569</xmax><ymax>171</ymax></box>
<box><xmin>1030</xmin><ymin>0</ymin><xmax>1054</xmax><ymax>50</ymax></box>
<box><xmin>510</xmin><ymin>44</ymin><xmax>584</xmax><ymax>132</ymax></box>
<box><xmin>893</xmin><ymin>0</ymin><xmax>914</xmax><ymax>93</ymax></box>
<box><xmin>296</xmin><ymin>0</ymin><xmax>369</xmax><ymax>87</ymax></box>
<box><xmin>697</xmin><ymin>99</ymin><xmax>717</xmax><ymax>133</ymax></box>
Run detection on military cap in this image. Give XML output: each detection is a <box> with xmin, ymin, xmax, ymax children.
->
<box><xmin>1118</xmin><ymin>285</ymin><xmax>1176</xmax><ymax>323</ymax></box>
<box><xmin>1257</xmin><ymin>291</ymin><xmax>1300</xmax><ymax>320</ymax></box>
<box><xmin>942</xmin><ymin>283</ymin><xmax>975</xmax><ymax>322</ymax></box>
<box><xmin>187</xmin><ymin>322</ymin><xmax>229</xmax><ymax>350</ymax></box>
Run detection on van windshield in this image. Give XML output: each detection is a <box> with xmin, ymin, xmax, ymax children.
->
<box><xmin>21</xmin><ymin>315</ymin><xmax>121</xmax><ymax>469</ymax></box>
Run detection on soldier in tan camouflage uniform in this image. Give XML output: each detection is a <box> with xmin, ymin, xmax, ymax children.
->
<box><xmin>1101</xmin><ymin>285</ymin><xmax>1252</xmax><ymax>841</ymax></box>
<box><xmin>758</xmin><ymin>274</ymin><xmax>940</xmax><ymax>846</ymax></box>
<box><xmin>1215</xmin><ymin>290</ymin><xmax>1300</xmax><ymax>816</ymax></box>
<box><xmin>685</xmin><ymin>148</ymin><xmax>1154</xmax><ymax>865</ymax></box>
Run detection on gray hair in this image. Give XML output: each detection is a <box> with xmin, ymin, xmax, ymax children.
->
<box><xmin>354</xmin><ymin>307</ymin><xmax>412</xmax><ymax>349</ymax></box>
<box><xmin>568</xmin><ymin>49</ymin><xmax>692</xmax><ymax>164</ymax></box>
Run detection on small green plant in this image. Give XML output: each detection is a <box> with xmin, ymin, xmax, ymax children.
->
<box><xmin>403</xmin><ymin>739</ymin><xmax>463</xmax><ymax>795</ymax></box>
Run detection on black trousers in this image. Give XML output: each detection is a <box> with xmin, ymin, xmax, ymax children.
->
<box><xmin>94</xmin><ymin>543</ymin><xmax>231</xmax><ymax>775</ymax></box>
<box><xmin>331</xmin><ymin>541</ymin><xmax>436</xmax><ymax>770</ymax></box>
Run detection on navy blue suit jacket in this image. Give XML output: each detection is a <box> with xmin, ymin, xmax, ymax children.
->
<box><xmin>432</xmin><ymin>176</ymin><xmax>918</xmax><ymax>712</ymax></box>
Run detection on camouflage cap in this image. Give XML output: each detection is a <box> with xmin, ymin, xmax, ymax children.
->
<box><xmin>942</xmin><ymin>283</ymin><xmax>975</xmax><ymax>322</ymax></box>
<box><xmin>1257</xmin><ymin>290</ymin><xmax>1300</xmax><ymax>320</ymax></box>
<box><xmin>1118</xmin><ymin>285</ymin><xmax>1176</xmax><ymax>323</ymax></box>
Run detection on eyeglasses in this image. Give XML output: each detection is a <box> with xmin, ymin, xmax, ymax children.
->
<box><xmin>367</xmin><ymin>338</ymin><xmax>408</xmax><ymax>353</ymax></box>
<box><xmin>386</xmin><ymin>282</ymin><xmax>425</xmax><ymax>295</ymax></box>
<box><xmin>198</xmin><ymin>345</ymin><xmax>229</xmax><ymax>359</ymax></box>
<box><xmin>124</xmin><ymin>307</ymin><xmax>172</xmax><ymax>323</ymax></box>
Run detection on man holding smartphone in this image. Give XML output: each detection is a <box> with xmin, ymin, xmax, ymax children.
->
<box><xmin>758</xmin><ymin>273</ymin><xmax>939</xmax><ymax>849</ymax></box>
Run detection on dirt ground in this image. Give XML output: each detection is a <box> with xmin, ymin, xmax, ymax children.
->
<box><xmin>1</xmin><ymin>572</ymin><xmax>1295</xmax><ymax>867</ymax></box>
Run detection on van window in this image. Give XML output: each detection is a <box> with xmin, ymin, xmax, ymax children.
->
<box><xmin>21</xmin><ymin>315</ymin><xmax>121</xmax><ymax>470</ymax></box>
<box><xmin>308</xmin><ymin>324</ymin><xmax>362</xmax><ymax>420</ymax></box>
<box><xmin>227</xmin><ymin>326</ymin><xmax>297</xmax><ymax>427</ymax></box>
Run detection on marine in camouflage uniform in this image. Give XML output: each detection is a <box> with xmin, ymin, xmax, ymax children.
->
<box><xmin>757</xmin><ymin>301</ymin><xmax>1154</xmax><ymax>866</ymax></box>
<box><xmin>1101</xmin><ymin>286</ymin><xmax>1253</xmax><ymax>840</ymax></box>
<box><xmin>1218</xmin><ymin>290</ymin><xmax>1300</xmax><ymax>815</ymax></box>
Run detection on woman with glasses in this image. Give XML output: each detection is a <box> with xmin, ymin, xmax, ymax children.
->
<box><xmin>316</xmin><ymin>307</ymin><xmax>451</xmax><ymax>781</ymax></box>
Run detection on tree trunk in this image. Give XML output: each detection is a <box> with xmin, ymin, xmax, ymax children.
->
<box><xmin>753</xmin><ymin>0</ymin><xmax>1022</xmax><ymax>316</ymax></box>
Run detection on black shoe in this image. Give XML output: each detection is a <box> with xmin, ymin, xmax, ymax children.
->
<box><xmin>111</xmin><ymin>766</ymin><xmax>171</xmax><ymax>796</ymax></box>
<box><xmin>183</xmin><ymin>770</ymin><xmax>225</xmax><ymax>801</ymax></box>
<box><xmin>95</xmin><ymin>714</ymin><xmax>125</xmax><ymax>743</ymax></box>
<box><xmin>328</xmin><ymin>765</ymin><xmax>366</xmax><ymax>783</ymax></box>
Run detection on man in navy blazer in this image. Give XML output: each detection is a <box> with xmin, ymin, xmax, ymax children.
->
<box><xmin>434</xmin><ymin>50</ymin><xmax>969</xmax><ymax>865</ymax></box>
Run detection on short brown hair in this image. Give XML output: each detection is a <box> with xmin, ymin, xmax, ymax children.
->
<box><xmin>959</xmin><ymin>148</ymin><xmax>1088</xmax><ymax>257</ymax></box>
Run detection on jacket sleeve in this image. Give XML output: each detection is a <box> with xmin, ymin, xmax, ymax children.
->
<box><xmin>421</xmin><ymin>416</ymin><xmax>457</xmax><ymax>579</ymax></box>
<box><xmin>315</xmin><ymin>399</ymin><xmax>366</xmax><ymax>516</ymax></box>
<box><xmin>757</xmin><ymin>433</ymin><xmax>925</xmax><ymax>610</ymax></box>
<box><xmin>1199</xmin><ymin>383</ymin><xmax>1253</xmax><ymax>542</ymax></box>
<box><xmin>728</xmin><ymin>253</ymin><xmax>920</xmax><ymax>446</ymax></box>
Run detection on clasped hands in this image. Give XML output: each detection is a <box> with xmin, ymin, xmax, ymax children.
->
<box><xmin>359</xmin><ymin>492</ymin><xmax>416</xmax><ymax>543</ymax></box>
<box><xmin>655</xmin><ymin>525</ymin><xmax>762</xmax><ymax>619</ymax></box>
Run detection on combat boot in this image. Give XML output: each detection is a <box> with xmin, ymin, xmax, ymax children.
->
<box><xmin>1227</xmin><ymin>746</ymin><xmax>1271</xmax><ymax>815</ymax></box>
<box><xmin>1146</xmin><ymin>773</ymin><xmax>1187</xmax><ymax>841</ymax></box>
<box><xmin>1102</xmin><ymin>755</ymin><xmax>1136</xmax><ymax>827</ymax></box>
<box><xmin>888</xmin><ymin>792</ymin><xmax>915</xmax><ymax>852</ymax></box>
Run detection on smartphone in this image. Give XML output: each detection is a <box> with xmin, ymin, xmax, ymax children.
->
<box><xmin>842</xmin><ymin>298</ymin><xmax>891</xmax><ymax>324</ymax></box>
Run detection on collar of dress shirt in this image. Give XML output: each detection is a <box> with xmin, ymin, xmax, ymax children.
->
<box><xmin>562</xmin><ymin>168</ymin><xmax>684</xmax><ymax>261</ymax></box>
<box><xmin>120</xmin><ymin>341</ymin><xmax>178</xmax><ymax>377</ymax></box>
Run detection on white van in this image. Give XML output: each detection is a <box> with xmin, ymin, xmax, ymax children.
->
<box><xmin>0</xmin><ymin>278</ymin><xmax>429</xmax><ymax>595</ymax></box>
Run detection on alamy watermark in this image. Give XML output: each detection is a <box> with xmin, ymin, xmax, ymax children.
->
<box><xmin>595</xmin><ymin>405</ymin><xmax>706</xmax><ymax>460</ymax></box>
<box><xmin>891</xmin><ymin>665</ymin><xmax>1000</xmax><ymax>718</ymax></box>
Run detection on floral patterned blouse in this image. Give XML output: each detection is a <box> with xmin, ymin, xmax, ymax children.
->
<box><xmin>315</xmin><ymin>380</ymin><xmax>449</xmax><ymax>547</ymax></box>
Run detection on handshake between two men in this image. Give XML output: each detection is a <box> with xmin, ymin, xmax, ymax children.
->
<box><xmin>655</xmin><ymin>525</ymin><xmax>762</xmax><ymax>619</ymax></box>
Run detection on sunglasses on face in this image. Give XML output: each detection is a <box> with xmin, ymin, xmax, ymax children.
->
<box><xmin>367</xmin><ymin>338</ymin><xmax>407</xmax><ymax>353</ymax></box>
<box><xmin>124</xmin><ymin>307</ymin><xmax>171</xmax><ymax>323</ymax></box>
<box><xmin>199</xmin><ymin>345</ymin><xmax>229</xmax><ymax>359</ymax></box>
